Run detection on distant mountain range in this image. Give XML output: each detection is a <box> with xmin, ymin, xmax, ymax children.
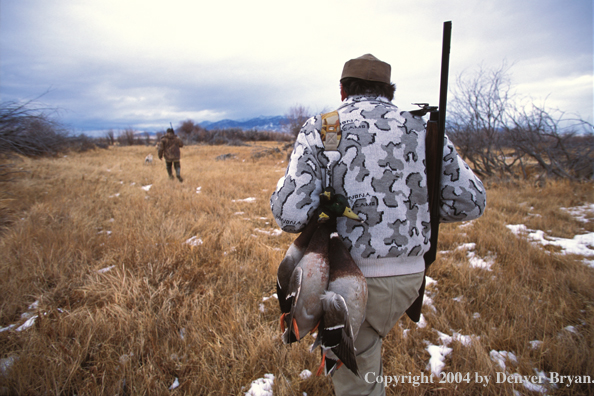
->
<box><xmin>199</xmin><ymin>115</ymin><xmax>288</xmax><ymax>131</ymax></box>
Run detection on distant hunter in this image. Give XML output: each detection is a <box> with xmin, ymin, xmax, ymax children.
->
<box><xmin>157</xmin><ymin>127</ymin><xmax>184</xmax><ymax>182</ymax></box>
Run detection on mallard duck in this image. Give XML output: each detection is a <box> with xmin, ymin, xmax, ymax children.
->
<box><xmin>312</xmin><ymin>231</ymin><xmax>368</xmax><ymax>376</ymax></box>
<box><xmin>277</xmin><ymin>219</ymin><xmax>319</xmax><ymax>331</ymax></box>
<box><xmin>279</xmin><ymin>189</ymin><xmax>363</xmax><ymax>344</ymax></box>
<box><xmin>281</xmin><ymin>221</ymin><xmax>332</xmax><ymax>343</ymax></box>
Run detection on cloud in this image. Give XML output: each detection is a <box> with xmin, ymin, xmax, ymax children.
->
<box><xmin>1</xmin><ymin>0</ymin><xmax>592</xmax><ymax>134</ymax></box>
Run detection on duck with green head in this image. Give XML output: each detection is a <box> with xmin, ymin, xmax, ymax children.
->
<box><xmin>277</xmin><ymin>188</ymin><xmax>363</xmax><ymax>345</ymax></box>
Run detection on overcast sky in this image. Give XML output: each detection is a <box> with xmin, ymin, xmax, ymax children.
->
<box><xmin>1</xmin><ymin>0</ymin><xmax>592</xmax><ymax>135</ymax></box>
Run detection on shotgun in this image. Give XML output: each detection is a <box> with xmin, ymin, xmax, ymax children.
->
<box><xmin>405</xmin><ymin>21</ymin><xmax>452</xmax><ymax>322</ymax></box>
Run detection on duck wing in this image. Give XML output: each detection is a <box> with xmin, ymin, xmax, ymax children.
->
<box><xmin>277</xmin><ymin>220</ymin><xmax>319</xmax><ymax>314</ymax></box>
<box><xmin>282</xmin><ymin>267</ymin><xmax>303</xmax><ymax>344</ymax></box>
<box><xmin>314</xmin><ymin>291</ymin><xmax>358</xmax><ymax>376</ymax></box>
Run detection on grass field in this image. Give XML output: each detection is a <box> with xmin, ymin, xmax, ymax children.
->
<box><xmin>0</xmin><ymin>143</ymin><xmax>593</xmax><ymax>395</ymax></box>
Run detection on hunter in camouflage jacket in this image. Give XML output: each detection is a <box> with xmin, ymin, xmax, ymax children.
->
<box><xmin>270</xmin><ymin>95</ymin><xmax>486</xmax><ymax>278</ymax></box>
<box><xmin>158</xmin><ymin>130</ymin><xmax>184</xmax><ymax>162</ymax></box>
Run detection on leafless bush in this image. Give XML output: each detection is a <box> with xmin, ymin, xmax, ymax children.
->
<box><xmin>116</xmin><ymin>128</ymin><xmax>139</xmax><ymax>146</ymax></box>
<box><xmin>282</xmin><ymin>104</ymin><xmax>311</xmax><ymax>138</ymax></box>
<box><xmin>506</xmin><ymin>103</ymin><xmax>594</xmax><ymax>180</ymax></box>
<box><xmin>448</xmin><ymin>63</ymin><xmax>593</xmax><ymax>181</ymax></box>
<box><xmin>0</xmin><ymin>100</ymin><xmax>72</xmax><ymax>157</ymax></box>
<box><xmin>105</xmin><ymin>129</ymin><xmax>115</xmax><ymax>145</ymax></box>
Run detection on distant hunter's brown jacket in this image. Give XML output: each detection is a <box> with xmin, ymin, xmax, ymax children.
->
<box><xmin>158</xmin><ymin>132</ymin><xmax>183</xmax><ymax>161</ymax></box>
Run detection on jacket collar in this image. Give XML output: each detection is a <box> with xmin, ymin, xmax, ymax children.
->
<box><xmin>340</xmin><ymin>95</ymin><xmax>392</xmax><ymax>107</ymax></box>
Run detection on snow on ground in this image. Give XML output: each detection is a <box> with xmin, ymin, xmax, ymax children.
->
<box><xmin>506</xmin><ymin>224</ymin><xmax>594</xmax><ymax>262</ymax></box>
<box><xmin>232</xmin><ymin>197</ymin><xmax>257</xmax><ymax>203</ymax></box>
<box><xmin>254</xmin><ymin>228</ymin><xmax>283</xmax><ymax>237</ymax></box>
<box><xmin>184</xmin><ymin>236</ymin><xmax>203</xmax><ymax>247</ymax></box>
<box><xmin>169</xmin><ymin>377</ymin><xmax>180</xmax><ymax>390</ymax></box>
<box><xmin>560</xmin><ymin>204</ymin><xmax>594</xmax><ymax>223</ymax></box>
<box><xmin>299</xmin><ymin>370</ymin><xmax>312</xmax><ymax>380</ymax></box>
<box><xmin>413</xmin><ymin>203</ymin><xmax>592</xmax><ymax>392</ymax></box>
<box><xmin>97</xmin><ymin>265</ymin><xmax>115</xmax><ymax>274</ymax></box>
<box><xmin>244</xmin><ymin>373</ymin><xmax>275</xmax><ymax>396</ymax></box>
<box><xmin>455</xmin><ymin>243</ymin><xmax>496</xmax><ymax>271</ymax></box>
<box><xmin>425</xmin><ymin>343</ymin><xmax>452</xmax><ymax>377</ymax></box>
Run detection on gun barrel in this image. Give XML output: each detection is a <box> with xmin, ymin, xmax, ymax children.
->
<box><xmin>438</xmin><ymin>21</ymin><xmax>452</xmax><ymax>132</ymax></box>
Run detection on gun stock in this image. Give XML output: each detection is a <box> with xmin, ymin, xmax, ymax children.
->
<box><xmin>406</xmin><ymin>21</ymin><xmax>452</xmax><ymax>322</ymax></box>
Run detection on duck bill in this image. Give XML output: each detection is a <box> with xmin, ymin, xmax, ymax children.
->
<box><xmin>342</xmin><ymin>207</ymin><xmax>362</xmax><ymax>222</ymax></box>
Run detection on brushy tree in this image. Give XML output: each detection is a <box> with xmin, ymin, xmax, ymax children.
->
<box><xmin>105</xmin><ymin>129</ymin><xmax>116</xmax><ymax>145</ymax></box>
<box><xmin>116</xmin><ymin>128</ymin><xmax>138</xmax><ymax>146</ymax></box>
<box><xmin>0</xmin><ymin>99</ymin><xmax>71</xmax><ymax>157</ymax></box>
<box><xmin>282</xmin><ymin>104</ymin><xmax>311</xmax><ymax>138</ymax></box>
<box><xmin>448</xmin><ymin>63</ymin><xmax>593</xmax><ymax>181</ymax></box>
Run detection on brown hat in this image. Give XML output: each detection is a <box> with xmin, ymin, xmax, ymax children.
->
<box><xmin>341</xmin><ymin>54</ymin><xmax>391</xmax><ymax>84</ymax></box>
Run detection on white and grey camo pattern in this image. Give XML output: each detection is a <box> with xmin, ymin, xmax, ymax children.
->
<box><xmin>271</xmin><ymin>95</ymin><xmax>486</xmax><ymax>278</ymax></box>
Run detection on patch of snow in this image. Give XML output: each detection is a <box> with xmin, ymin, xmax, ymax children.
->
<box><xmin>0</xmin><ymin>356</ymin><xmax>17</xmax><ymax>376</ymax></box>
<box><xmin>184</xmin><ymin>236</ymin><xmax>203</xmax><ymax>247</ymax></box>
<box><xmin>169</xmin><ymin>377</ymin><xmax>180</xmax><ymax>390</ymax></box>
<box><xmin>563</xmin><ymin>325</ymin><xmax>577</xmax><ymax>334</ymax></box>
<box><xmin>16</xmin><ymin>315</ymin><xmax>38</xmax><ymax>332</ymax></box>
<box><xmin>458</xmin><ymin>220</ymin><xmax>475</xmax><ymax>229</ymax></box>
<box><xmin>416</xmin><ymin>314</ymin><xmax>427</xmax><ymax>328</ymax></box>
<box><xmin>425</xmin><ymin>344</ymin><xmax>452</xmax><ymax>377</ymax></box>
<box><xmin>467</xmin><ymin>251</ymin><xmax>495</xmax><ymax>271</ymax></box>
<box><xmin>506</xmin><ymin>224</ymin><xmax>594</xmax><ymax>257</ymax></box>
<box><xmin>529</xmin><ymin>340</ymin><xmax>543</xmax><ymax>349</ymax></box>
<box><xmin>0</xmin><ymin>324</ymin><xmax>16</xmax><ymax>333</ymax></box>
<box><xmin>233</xmin><ymin>197</ymin><xmax>257</xmax><ymax>203</ymax></box>
<box><xmin>560</xmin><ymin>204</ymin><xmax>594</xmax><ymax>223</ymax></box>
<box><xmin>245</xmin><ymin>373</ymin><xmax>274</xmax><ymax>396</ymax></box>
<box><xmin>141</xmin><ymin>184</ymin><xmax>152</xmax><ymax>191</ymax></box>
<box><xmin>254</xmin><ymin>228</ymin><xmax>282</xmax><ymax>237</ymax></box>
<box><xmin>425</xmin><ymin>276</ymin><xmax>437</xmax><ymax>287</ymax></box>
<box><xmin>457</xmin><ymin>243</ymin><xmax>477</xmax><ymax>251</ymax></box>
<box><xmin>453</xmin><ymin>332</ymin><xmax>475</xmax><ymax>347</ymax></box>
<box><xmin>299</xmin><ymin>369</ymin><xmax>312</xmax><ymax>380</ymax></box>
<box><xmin>97</xmin><ymin>265</ymin><xmax>115</xmax><ymax>274</ymax></box>
<box><xmin>489</xmin><ymin>350</ymin><xmax>517</xmax><ymax>371</ymax></box>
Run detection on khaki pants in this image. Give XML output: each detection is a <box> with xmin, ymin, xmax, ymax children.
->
<box><xmin>332</xmin><ymin>272</ymin><xmax>425</xmax><ymax>396</ymax></box>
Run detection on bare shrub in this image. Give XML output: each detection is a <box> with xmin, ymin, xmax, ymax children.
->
<box><xmin>116</xmin><ymin>128</ymin><xmax>139</xmax><ymax>146</ymax></box>
<box><xmin>282</xmin><ymin>104</ymin><xmax>311</xmax><ymax>138</ymax></box>
<box><xmin>448</xmin><ymin>63</ymin><xmax>593</xmax><ymax>181</ymax></box>
<box><xmin>0</xmin><ymin>100</ymin><xmax>72</xmax><ymax>157</ymax></box>
<box><xmin>105</xmin><ymin>129</ymin><xmax>115</xmax><ymax>145</ymax></box>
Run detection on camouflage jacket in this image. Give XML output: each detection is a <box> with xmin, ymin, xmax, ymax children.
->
<box><xmin>158</xmin><ymin>132</ymin><xmax>183</xmax><ymax>161</ymax></box>
<box><xmin>270</xmin><ymin>95</ymin><xmax>486</xmax><ymax>278</ymax></box>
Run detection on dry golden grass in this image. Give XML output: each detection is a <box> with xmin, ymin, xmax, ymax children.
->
<box><xmin>0</xmin><ymin>144</ymin><xmax>593</xmax><ymax>395</ymax></box>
